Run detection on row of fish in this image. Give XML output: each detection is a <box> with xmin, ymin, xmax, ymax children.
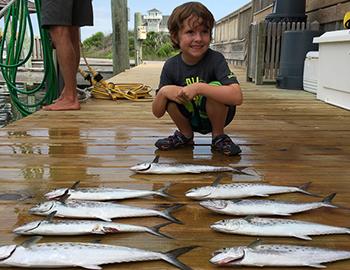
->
<box><xmin>4</xmin><ymin>156</ymin><xmax>350</xmax><ymax>269</ymax></box>
<box><xmin>0</xmin><ymin>237</ymin><xmax>196</xmax><ymax>270</ymax></box>
<box><xmin>185</xmin><ymin>177</ymin><xmax>350</xmax><ymax>268</ymax></box>
<box><xmin>1</xmin><ymin>182</ymin><xmax>197</xmax><ymax>270</ymax></box>
<box><xmin>210</xmin><ymin>239</ymin><xmax>350</xmax><ymax>268</ymax></box>
<box><xmin>129</xmin><ymin>155</ymin><xmax>254</xmax><ymax>175</ymax></box>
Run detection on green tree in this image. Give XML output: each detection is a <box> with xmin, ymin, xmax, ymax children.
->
<box><xmin>83</xmin><ymin>32</ymin><xmax>104</xmax><ymax>49</ymax></box>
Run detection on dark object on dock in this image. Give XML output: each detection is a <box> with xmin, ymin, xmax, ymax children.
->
<box><xmin>265</xmin><ymin>0</ymin><xmax>307</xmax><ymax>23</ymax></box>
<box><xmin>276</xmin><ymin>30</ymin><xmax>322</xmax><ymax>90</ymax></box>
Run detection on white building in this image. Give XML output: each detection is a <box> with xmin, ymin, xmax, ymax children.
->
<box><xmin>142</xmin><ymin>8</ymin><xmax>169</xmax><ymax>33</ymax></box>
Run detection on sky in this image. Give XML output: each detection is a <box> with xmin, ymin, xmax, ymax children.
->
<box><xmin>81</xmin><ymin>0</ymin><xmax>251</xmax><ymax>40</ymax></box>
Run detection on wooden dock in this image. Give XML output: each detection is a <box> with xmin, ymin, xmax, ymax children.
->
<box><xmin>0</xmin><ymin>61</ymin><xmax>350</xmax><ymax>270</ymax></box>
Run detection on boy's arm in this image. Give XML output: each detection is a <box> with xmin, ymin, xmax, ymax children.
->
<box><xmin>181</xmin><ymin>82</ymin><xmax>243</xmax><ymax>106</ymax></box>
<box><xmin>152</xmin><ymin>85</ymin><xmax>187</xmax><ymax>118</ymax></box>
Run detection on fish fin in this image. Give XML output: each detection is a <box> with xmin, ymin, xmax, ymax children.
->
<box><xmin>211</xmin><ymin>175</ymin><xmax>225</xmax><ymax>186</ymax></box>
<box><xmin>96</xmin><ymin>216</ymin><xmax>112</xmax><ymax>222</ymax></box>
<box><xmin>57</xmin><ymin>189</ymin><xmax>71</xmax><ymax>204</ymax></box>
<box><xmin>273</xmin><ymin>211</ymin><xmax>291</xmax><ymax>216</ymax></box>
<box><xmin>308</xmin><ymin>263</ymin><xmax>326</xmax><ymax>268</ymax></box>
<box><xmin>244</xmin><ymin>215</ymin><xmax>256</xmax><ymax>222</ymax></box>
<box><xmin>161</xmin><ymin>204</ymin><xmax>184</xmax><ymax>224</ymax></box>
<box><xmin>162</xmin><ymin>246</ymin><xmax>198</xmax><ymax>270</ymax></box>
<box><xmin>321</xmin><ymin>193</ymin><xmax>350</xmax><ymax>210</ymax></box>
<box><xmin>293</xmin><ymin>234</ymin><xmax>312</xmax><ymax>240</ymax></box>
<box><xmin>230</xmin><ymin>166</ymin><xmax>254</xmax><ymax>176</ymax></box>
<box><xmin>78</xmin><ymin>264</ymin><xmax>102</xmax><ymax>270</ymax></box>
<box><xmin>148</xmin><ymin>222</ymin><xmax>173</xmax><ymax>239</ymax></box>
<box><xmin>152</xmin><ymin>155</ymin><xmax>160</xmax><ymax>163</ymax></box>
<box><xmin>101</xmin><ymin>226</ymin><xmax>118</xmax><ymax>233</ymax></box>
<box><xmin>298</xmin><ymin>182</ymin><xmax>321</xmax><ymax>197</ymax></box>
<box><xmin>21</xmin><ymin>236</ymin><xmax>42</xmax><ymax>248</ymax></box>
<box><xmin>321</xmin><ymin>193</ymin><xmax>338</xmax><ymax>208</ymax></box>
<box><xmin>45</xmin><ymin>210</ymin><xmax>57</xmax><ymax>222</ymax></box>
<box><xmin>256</xmin><ymin>194</ymin><xmax>269</xmax><ymax>197</ymax></box>
<box><xmin>247</xmin><ymin>239</ymin><xmax>263</xmax><ymax>249</ymax></box>
<box><xmin>156</xmin><ymin>182</ymin><xmax>174</xmax><ymax>198</ymax></box>
<box><xmin>71</xmin><ymin>181</ymin><xmax>80</xmax><ymax>190</ymax></box>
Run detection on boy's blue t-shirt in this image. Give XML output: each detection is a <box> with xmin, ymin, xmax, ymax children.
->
<box><xmin>158</xmin><ymin>48</ymin><xmax>239</xmax><ymax>90</ymax></box>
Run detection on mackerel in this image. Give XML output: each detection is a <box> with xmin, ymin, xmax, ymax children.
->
<box><xmin>211</xmin><ymin>216</ymin><xmax>350</xmax><ymax>240</ymax></box>
<box><xmin>186</xmin><ymin>180</ymin><xmax>315</xmax><ymax>200</ymax></box>
<box><xmin>200</xmin><ymin>193</ymin><xmax>337</xmax><ymax>216</ymax></box>
<box><xmin>29</xmin><ymin>200</ymin><xmax>183</xmax><ymax>223</ymax></box>
<box><xmin>0</xmin><ymin>237</ymin><xmax>196</xmax><ymax>270</ymax></box>
<box><xmin>210</xmin><ymin>239</ymin><xmax>350</xmax><ymax>268</ymax></box>
<box><xmin>13</xmin><ymin>213</ymin><xmax>173</xmax><ymax>238</ymax></box>
<box><xmin>45</xmin><ymin>181</ymin><xmax>172</xmax><ymax>201</ymax></box>
<box><xmin>130</xmin><ymin>156</ymin><xmax>250</xmax><ymax>175</ymax></box>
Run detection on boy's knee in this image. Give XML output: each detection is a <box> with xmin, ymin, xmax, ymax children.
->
<box><xmin>206</xmin><ymin>98</ymin><xmax>226</xmax><ymax>109</ymax></box>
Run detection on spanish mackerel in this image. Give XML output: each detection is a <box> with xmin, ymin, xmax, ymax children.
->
<box><xmin>13</xmin><ymin>212</ymin><xmax>173</xmax><ymax>238</ymax></box>
<box><xmin>29</xmin><ymin>200</ymin><xmax>183</xmax><ymax>223</ymax></box>
<box><xmin>210</xmin><ymin>239</ymin><xmax>350</xmax><ymax>268</ymax></box>
<box><xmin>211</xmin><ymin>216</ymin><xmax>350</xmax><ymax>240</ymax></box>
<box><xmin>130</xmin><ymin>156</ymin><xmax>251</xmax><ymax>175</ymax></box>
<box><xmin>0</xmin><ymin>237</ymin><xmax>196</xmax><ymax>270</ymax></box>
<box><xmin>200</xmin><ymin>193</ymin><xmax>337</xmax><ymax>216</ymax></box>
<box><xmin>186</xmin><ymin>180</ymin><xmax>315</xmax><ymax>200</ymax></box>
<box><xmin>45</xmin><ymin>181</ymin><xmax>172</xmax><ymax>201</ymax></box>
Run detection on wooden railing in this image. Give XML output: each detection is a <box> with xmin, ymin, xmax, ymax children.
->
<box><xmin>247</xmin><ymin>21</ymin><xmax>319</xmax><ymax>84</ymax></box>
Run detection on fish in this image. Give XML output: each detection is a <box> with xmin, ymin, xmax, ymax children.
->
<box><xmin>29</xmin><ymin>199</ymin><xmax>184</xmax><ymax>223</ymax></box>
<box><xmin>44</xmin><ymin>181</ymin><xmax>172</xmax><ymax>201</ymax></box>
<box><xmin>200</xmin><ymin>193</ymin><xmax>337</xmax><ymax>216</ymax></box>
<box><xmin>210</xmin><ymin>239</ymin><xmax>350</xmax><ymax>268</ymax></box>
<box><xmin>0</xmin><ymin>237</ymin><xmax>197</xmax><ymax>270</ymax></box>
<box><xmin>130</xmin><ymin>156</ymin><xmax>251</xmax><ymax>175</ymax></box>
<box><xmin>186</xmin><ymin>177</ymin><xmax>316</xmax><ymax>200</ymax></box>
<box><xmin>211</xmin><ymin>216</ymin><xmax>350</xmax><ymax>240</ymax></box>
<box><xmin>13</xmin><ymin>212</ymin><xmax>173</xmax><ymax>238</ymax></box>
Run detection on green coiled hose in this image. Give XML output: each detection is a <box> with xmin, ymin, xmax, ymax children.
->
<box><xmin>0</xmin><ymin>0</ymin><xmax>58</xmax><ymax>116</ymax></box>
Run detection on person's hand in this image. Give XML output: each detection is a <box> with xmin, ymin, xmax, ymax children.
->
<box><xmin>161</xmin><ymin>85</ymin><xmax>188</xmax><ymax>104</ymax></box>
<box><xmin>181</xmin><ymin>83</ymin><xmax>199</xmax><ymax>101</ymax></box>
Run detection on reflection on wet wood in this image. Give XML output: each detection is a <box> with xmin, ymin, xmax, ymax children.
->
<box><xmin>0</xmin><ymin>63</ymin><xmax>350</xmax><ymax>270</ymax></box>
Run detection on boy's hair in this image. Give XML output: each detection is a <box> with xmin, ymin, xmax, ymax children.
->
<box><xmin>167</xmin><ymin>2</ymin><xmax>215</xmax><ymax>49</ymax></box>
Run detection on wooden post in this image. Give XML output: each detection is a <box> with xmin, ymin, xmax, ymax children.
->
<box><xmin>134</xmin><ymin>12</ymin><xmax>142</xmax><ymax>66</ymax></box>
<box><xmin>255</xmin><ymin>21</ymin><xmax>266</xmax><ymax>85</ymax></box>
<box><xmin>111</xmin><ymin>0</ymin><xmax>129</xmax><ymax>75</ymax></box>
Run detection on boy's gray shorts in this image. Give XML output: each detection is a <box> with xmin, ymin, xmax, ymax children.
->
<box><xmin>41</xmin><ymin>0</ymin><xmax>93</xmax><ymax>27</ymax></box>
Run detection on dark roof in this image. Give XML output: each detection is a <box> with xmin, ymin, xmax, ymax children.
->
<box><xmin>148</xmin><ymin>8</ymin><xmax>161</xmax><ymax>13</ymax></box>
<box><xmin>0</xmin><ymin>0</ymin><xmax>36</xmax><ymax>12</ymax></box>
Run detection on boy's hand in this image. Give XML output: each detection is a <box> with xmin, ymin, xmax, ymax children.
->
<box><xmin>181</xmin><ymin>84</ymin><xmax>199</xmax><ymax>101</ymax></box>
<box><xmin>161</xmin><ymin>85</ymin><xmax>188</xmax><ymax>104</ymax></box>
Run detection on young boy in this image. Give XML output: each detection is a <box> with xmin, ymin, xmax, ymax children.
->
<box><xmin>152</xmin><ymin>2</ymin><xmax>243</xmax><ymax>156</ymax></box>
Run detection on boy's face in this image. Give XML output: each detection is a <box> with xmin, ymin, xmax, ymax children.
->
<box><xmin>176</xmin><ymin>15</ymin><xmax>211</xmax><ymax>65</ymax></box>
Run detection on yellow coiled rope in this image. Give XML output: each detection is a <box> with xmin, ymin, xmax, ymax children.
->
<box><xmin>78</xmin><ymin>45</ymin><xmax>153</xmax><ymax>101</ymax></box>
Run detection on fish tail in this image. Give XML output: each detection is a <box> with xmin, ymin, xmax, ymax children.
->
<box><xmin>298</xmin><ymin>182</ymin><xmax>321</xmax><ymax>197</ymax></box>
<box><xmin>156</xmin><ymin>182</ymin><xmax>174</xmax><ymax>198</ymax></box>
<box><xmin>162</xmin><ymin>246</ymin><xmax>198</xmax><ymax>270</ymax></box>
<box><xmin>322</xmin><ymin>193</ymin><xmax>350</xmax><ymax>210</ymax></box>
<box><xmin>161</xmin><ymin>204</ymin><xmax>184</xmax><ymax>224</ymax></box>
<box><xmin>148</xmin><ymin>222</ymin><xmax>174</xmax><ymax>239</ymax></box>
<box><xmin>321</xmin><ymin>193</ymin><xmax>338</xmax><ymax>208</ymax></box>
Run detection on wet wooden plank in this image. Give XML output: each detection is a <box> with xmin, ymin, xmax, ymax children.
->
<box><xmin>0</xmin><ymin>63</ymin><xmax>350</xmax><ymax>270</ymax></box>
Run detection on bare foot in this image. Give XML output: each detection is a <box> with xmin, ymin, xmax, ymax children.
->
<box><xmin>43</xmin><ymin>99</ymin><xmax>80</xmax><ymax>111</ymax></box>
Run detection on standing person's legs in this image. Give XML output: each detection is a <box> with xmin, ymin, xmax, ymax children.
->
<box><xmin>43</xmin><ymin>26</ymin><xmax>81</xmax><ymax>111</ymax></box>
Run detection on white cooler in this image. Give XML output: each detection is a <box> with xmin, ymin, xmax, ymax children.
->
<box><xmin>313</xmin><ymin>30</ymin><xmax>350</xmax><ymax>110</ymax></box>
<box><xmin>303</xmin><ymin>51</ymin><xmax>319</xmax><ymax>94</ymax></box>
